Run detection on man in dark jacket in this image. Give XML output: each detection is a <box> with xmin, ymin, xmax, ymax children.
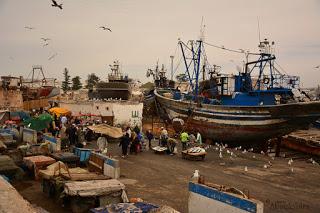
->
<box><xmin>119</xmin><ymin>133</ymin><xmax>130</xmax><ymax>158</ymax></box>
<box><xmin>146</xmin><ymin>130</ymin><xmax>154</xmax><ymax>149</ymax></box>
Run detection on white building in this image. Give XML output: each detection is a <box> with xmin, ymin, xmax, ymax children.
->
<box><xmin>60</xmin><ymin>100</ymin><xmax>143</xmax><ymax>128</ymax></box>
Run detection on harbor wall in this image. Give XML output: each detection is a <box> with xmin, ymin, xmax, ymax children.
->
<box><xmin>60</xmin><ymin>101</ymin><xmax>143</xmax><ymax>127</ymax></box>
<box><xmin>188</xmin><ymin>182</ymin><xmax>263</xmax><ymax>213</ymax></box>
<box><xmin>0</xmin><ymin>89</ymin><xmax>23</xmax><ymax>110</ymax></box>
<box><xmin>112</xmin><ymin>102</ymin><xmax>143</xmax><ymax>128</ymax></box>
<box><xmin>23</xmin><ymin>98</ymin><xmax>50</xmax><ymax>111</ymax></box>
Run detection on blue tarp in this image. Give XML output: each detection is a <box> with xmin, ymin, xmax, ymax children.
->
<box><xmin>90</xmin><ymin>202</ymin><xmax>159</xmax><ymax>213</ymax></box>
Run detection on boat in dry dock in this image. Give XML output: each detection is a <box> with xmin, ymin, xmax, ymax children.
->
<box><xmin>155</xmin><ymin>39</ymin><xmax>320</xmax><ymax>145</ymax></box>
<box><xmin>88</xmin><ymin>60</ymin><xmax>132</xmax><ymax>100</ymax></box>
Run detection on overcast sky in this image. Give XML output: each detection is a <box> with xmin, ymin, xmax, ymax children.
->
<box><xmin>0</xmin><ymin>0</ymin><xmax>319</xmax><ymax>87</ymax></box>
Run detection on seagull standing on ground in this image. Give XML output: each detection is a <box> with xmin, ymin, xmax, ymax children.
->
<box><xmin>51</xmin><ymin>0</ymin><xmax>63</xmax><ymax>9</ymax></box>
<box><xmin>99</xmin><ymin>26</ymin><xmax>112</xmax><ymax>32</ymax></box>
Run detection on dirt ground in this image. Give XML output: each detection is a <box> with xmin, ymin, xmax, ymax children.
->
<box><xmin>13</xmin><ymin>140</ymin><xmax>320</xmax><ymax>213</ymax></box>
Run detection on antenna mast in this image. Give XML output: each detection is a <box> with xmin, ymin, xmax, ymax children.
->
<box><xmin>257</xmin><ymin>17</ymin><xmax>261</xmax><ymax>43</ymax></box>
<box><xmin>199</xmin><ymin>16</ymin><xmax>206</xmax><ymax>41</ymax></box>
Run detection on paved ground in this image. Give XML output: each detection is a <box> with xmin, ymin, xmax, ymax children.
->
<box><xmin>117</xmin><ymin>142</ymin><xmax>320</xmax><ymax>213</ymax></box>
<box><xmin>13</xmin><ymin>140</ymin><xmax>320</xmax><ymax>213</ymax></box>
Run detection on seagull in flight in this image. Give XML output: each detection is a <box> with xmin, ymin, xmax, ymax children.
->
<box><xmin>25</xmin><ymin>26</ymin><xmax>35</xmax><ymax>30</ymax></box>
<box><xmin>315</xmin><ymin>65</ymin><xmax>320</xmax><ymax>69</ymax></box>
<box><xmin>99</xmin><ymin>26</ymin><xmax>112</xmax><ymax>32</ymax></box>
<box><xmin>48</xmin><ymin>53</ymin><xmax>58</xmax><ymax>60</ymax></box>
<box><xmin>51</xmin><ymin>0</ymin><xmax>63</xmax><ymax>10</ymax></box>
<box><xmin>41</xmin><ymin>38</ymin><xmax>51</xmax><ymax>42</ymax></box>
<box><xmin>43</xmin><ymin>43</ymin><xmax>49</xmax><ymax>47</ymax></box>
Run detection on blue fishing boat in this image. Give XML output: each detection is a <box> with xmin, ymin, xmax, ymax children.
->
<box><xmin>154</xmin><ymin>39</ymin><xmax>320</xmax><ymax>145</ymax></box>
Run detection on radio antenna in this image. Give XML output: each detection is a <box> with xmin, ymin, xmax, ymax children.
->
<box><xmin>257</xmin><ymin>16</ymin><xmax>261</xmax><ymax>43</ymax></box>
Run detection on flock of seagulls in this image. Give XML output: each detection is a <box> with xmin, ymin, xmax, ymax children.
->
<box><xmin>209</xmin><ymin>142</ymin><xmax>319</xmax><ymax>175</ymax></box>
<box><xmin>41</xmin><ymin>37</ymin><xmax>51</xmax><ymax>47</ymax></box>
<box><xmin>20</xmin><ymin>0</ymin><xmax>113</xmax><ymax>63</ymax></box>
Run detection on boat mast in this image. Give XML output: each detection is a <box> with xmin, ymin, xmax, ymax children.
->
<box><xmin>179</xmin><ymin>41</ymin><xmax>194</xmax><ymax>91</ymax></box>
<box><xmin>195</xmin><ymin>40</ymin><xmax>202</xmax><ymax>98</ymax></box>
<box><xmin>170</xmin><ymin>55</ymin><xmax>174</xmax><ymax>81</ymax></box>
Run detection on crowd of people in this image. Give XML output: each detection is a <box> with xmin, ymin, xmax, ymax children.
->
<box><xmin>119</xmin><ymin>126</ymin><xmax>145</xmax><ymax>158</ymax></box>
<box><xmin>2</xmin><ymin>108</ymin><xmax>203</xmax><ymax>159</ymax></box>
<box><xmin>140</xmin><ymin>126</ymin><xmax>204</xmax><ymax>155</ymax></box>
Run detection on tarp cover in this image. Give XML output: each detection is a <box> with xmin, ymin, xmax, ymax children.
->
<box><xmin>64</xmin><ymin>179</ymin><xmax>125</xmax><ymax>197</ymax></box>
<box><xmin>39</xmin><ymin>161</ymin><xmax>87</xmax><ymax>180</ymax></box>
<box><xmin>90</xmin><ymin>202</ymin><xmax>159</xmax><ymax>213</ymax></box>
<box><xmin>23</xmin><ymin>113</ymin><xmax>53</xmax><ymax>131</ymax></box>
<box><xmin>49</xmin><ymin>107</ymin><xmax>71</xmax><ymax>116</ymax></box>
<box><xmin>87</xmin><ymin>124</ymin><xmax>123</xmax><ymax>138</ymax></box>
<box><xmin>10</xmin><ymin>111</ymin><xmax>30</xmax><ymax>121</ymax></box>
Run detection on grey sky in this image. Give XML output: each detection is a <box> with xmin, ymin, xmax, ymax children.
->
<box><xmin>0</xmin><ymin>0</ymin><xmax>319</xmax><ymax>87</ymax></box>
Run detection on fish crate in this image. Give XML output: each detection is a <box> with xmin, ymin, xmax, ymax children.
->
<box><xmin>23</xmin><ymin>155</ymin><xmax>56</xmax><ymax>180</ymax></box>
<box><xmin>64</xmin><ymin>179</ymin><xmax>127</xmax><ymax>213</ymax></box>
<box><xmin>74</xmin><ymin>148</ymin><xmax>92</xmax><ymax>164</ymax></box>
<box><xmin>88</xmin><ymin>152</ymin><xmax>105</xmax><ymax>174</ymax></box>
<box><xmin>49</xmin><ymin>152</ymin><xmax>80</xmax><ymax>168</ymax></box>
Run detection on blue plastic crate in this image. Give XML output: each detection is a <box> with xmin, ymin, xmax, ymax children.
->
<box><xmin>74</xmin><ymin>148</ymin><xmax>92</xmax><ymax>162</ymax></box>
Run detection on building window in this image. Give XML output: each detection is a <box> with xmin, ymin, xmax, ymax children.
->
<box><xmin>106</xmin><ymin>107</ymin><xmax>109</xmax><ymax>111</ymax></box>
<box><xmin>96</xmin><ymin>106</ymin><xmax>99</xmax><ymax>110</ymax></box>
<box><xmin>132</xmin><ymin>110</ymin><xmax>139</xmax><ymax>118</ymax></box>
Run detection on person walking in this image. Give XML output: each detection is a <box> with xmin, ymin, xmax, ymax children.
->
<box><xmin>119</xmin><ymin>133</ymin><xmax>130</xmax><ymax>158</ymax></box>
<box><xmin>167</xmin><ymin>137</ymin><xmax>177</xmax><ymax>155</ymax></box>
<box><xmin>146</xmin><ymin>130</ymin><xmax>154</xmax><ymax>149</ymax></box>
<box><xmin>67</xmin><ymin>124</ymin><xmax>77</xmax><ymax>146</ymax></box>
<box><xmin>130</xmin><ymin>132</ymin><xmax>137</xmax><ymax>154</ymax></box>
<box><xmin>180</xmin><ymin>131</ymin><xmax>189</xmax><ymax>150</ymax></box>
<box><xmin>126</xmin><ymin>126</ymin><xmax>132</xmax><ymax>138</ymax></box>
<box><xmin>97</xmin><ymin>134</ymin><xmax>108</xmax><ymax>153</ymax></box>
<box><xmin>160</xmin><ymin>127</ymin><xmax>168</xmax><ymax>147</ymax></box>
<box><xmin>196</xmin><ymin>131</ymin><xmax>202</xmax><ymax>145</ymax></box>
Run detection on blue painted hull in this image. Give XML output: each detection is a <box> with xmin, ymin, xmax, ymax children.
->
<box><xmin>313</xmin><ymin>120</ymin><xmax>320</xmax><ymax>129</ymax></box>
<box><xmin>155</xmin><ymin>89</ymin><xmax>320</xmax><ymax>144</ymax></box>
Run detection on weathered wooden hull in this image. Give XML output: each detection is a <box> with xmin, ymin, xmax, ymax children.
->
<box><xmin>281</xmin><ymin>130</ymin><xmax>320</xmax><ymax>156</ymax></box>
<box><xmin>155</xmin><ymin>89</ymin><xmax>320</xmax><ymax>144</ymax></box>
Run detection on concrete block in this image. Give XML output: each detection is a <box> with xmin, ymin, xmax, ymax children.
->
<box><xmin>103</xmin><ymin>157</ymin><xmax>120</xmax><ymax>179</ymax></box>
<box><xmin>43</xmin><ymin>134</ymin><xmax>61</xmax><ymax>152</ymax></box>
<box><xmin>22</xmin><ymin>128</ymin><xmax>37</xmax><ymax>144</ymax></box>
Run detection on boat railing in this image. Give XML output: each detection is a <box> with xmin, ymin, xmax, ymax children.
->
<box><xmin>250</xmin><ymin>74</ymin><xmax>300</xmax><ymax>90</ymax></box>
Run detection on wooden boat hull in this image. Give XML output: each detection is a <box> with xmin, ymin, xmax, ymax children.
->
<box><xmin>282</xmin><ymin>130</ymin><xmax>320</xmax><ymax>156</ymax></box>
<box><xmin>155</xmin><ymin>89</ymin><xmax>320</xmax><ymax>144</ymax></box>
